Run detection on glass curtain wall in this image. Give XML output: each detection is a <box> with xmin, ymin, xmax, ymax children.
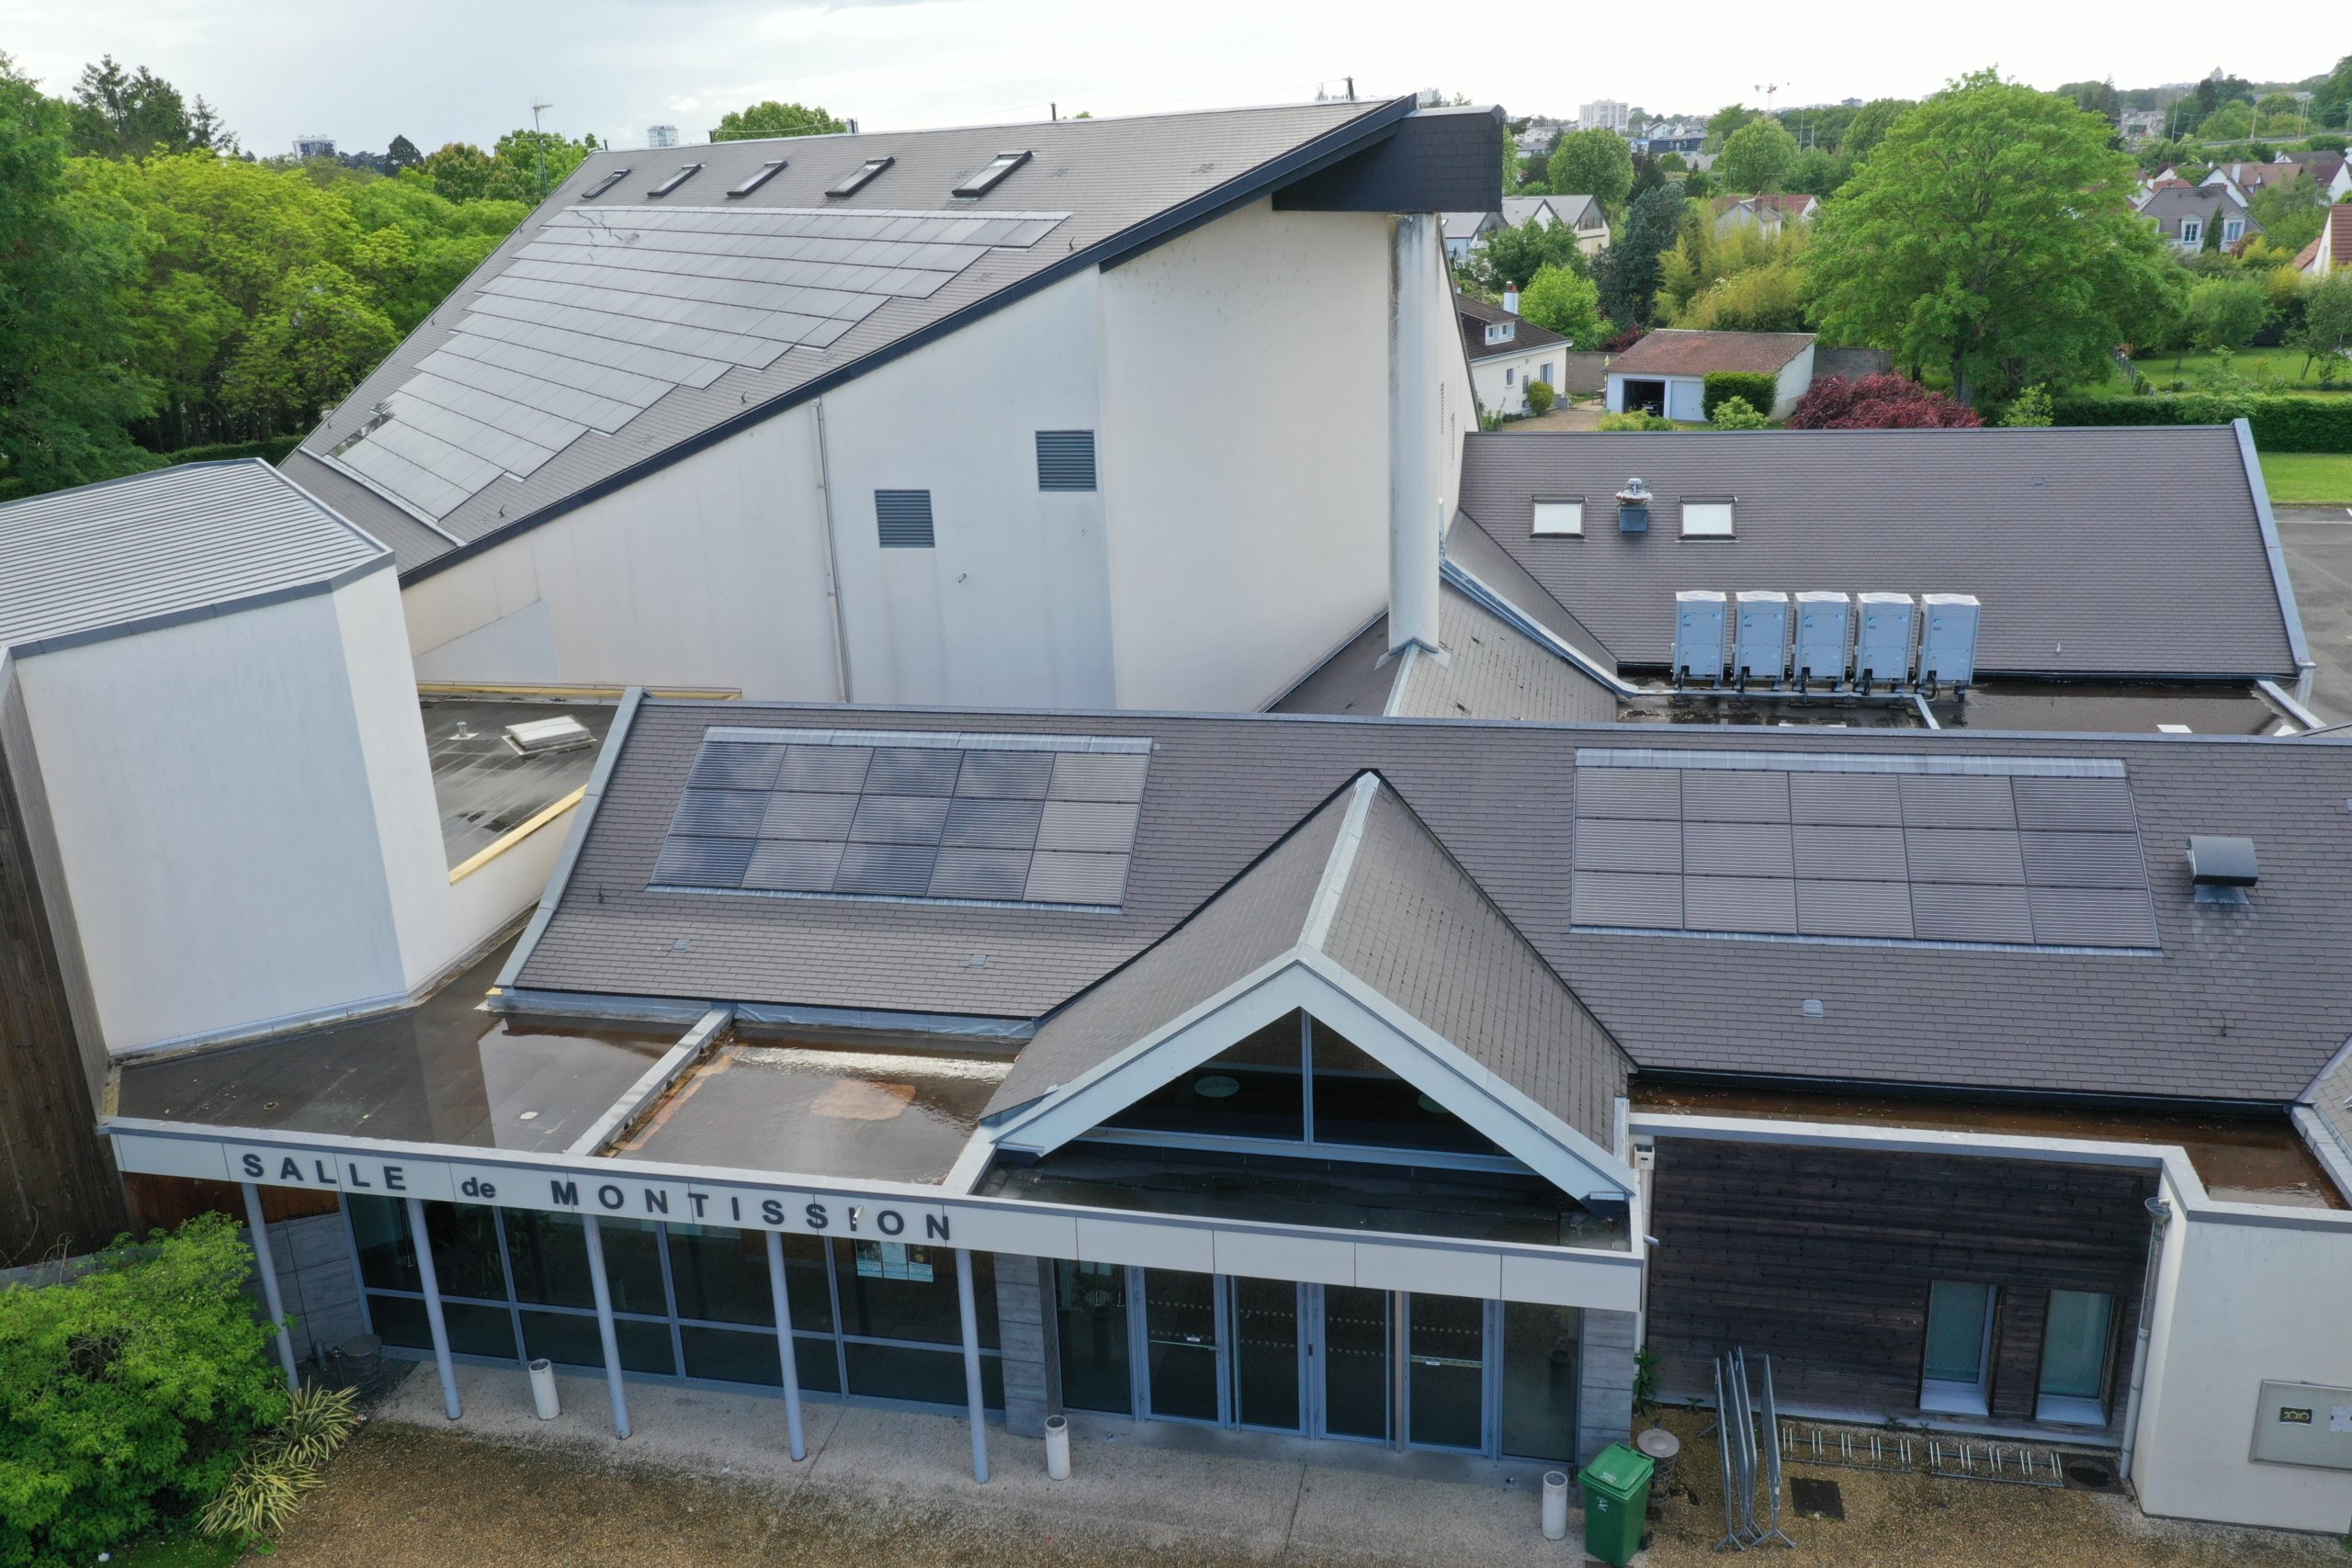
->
<box><xmin>349</xmin><ymin>1196</ymin><xmax>1000</xmax><ymax>1409</ymax></box>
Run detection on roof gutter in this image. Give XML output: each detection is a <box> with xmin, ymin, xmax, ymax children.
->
<box><xmin>2233</xmin><ymin>416</ymin><xmax>2318</xmax><ymax>705</ymax></box>
<box><xmin>390</xmin><ymin>96</ymin><xmax>1422</xmax><ymax>588</ymax></box>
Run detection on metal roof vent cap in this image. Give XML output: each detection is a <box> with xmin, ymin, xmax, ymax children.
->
<box><xmin>1616</xmin><ymin>478</ymin><xmax>1652</xmax><ymax>534</ymax></box>
<box><xmin>2187</xmin><ymin>834</ymin><xmax>2257</xmax><ymax>904</ymax></box>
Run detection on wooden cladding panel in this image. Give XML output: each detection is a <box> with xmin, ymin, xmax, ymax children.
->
<box><xmin>1646</xmin><ymin>1136</ymin><xmax>2153</xmax><ymax>1425</ymax></box>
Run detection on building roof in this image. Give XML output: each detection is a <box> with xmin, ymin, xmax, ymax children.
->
<box><xmin>1502</xmin><ymin>194</ymin><xmax>1601</xmax><ymax>230</ymax></box>
<box><xmin>0</xmin><ymin>461</ymin><xmax>389</xmax><ymax>661</ymax></box>
<box><xmin>1603</xmin><ymin>329</ymin><xmax>1815</xmax><ymax>378</ymax></box>
<box><xmin>1452</xmin><ymin>426</ymin><xmax>2305</xmax><ymax>682</ymax></box>
<box><xmin>2139</xmin><ymin>181</ymin><xmax>2254</xmax><ymax>234</ymax></box>
<box><xmin>2210</xmin><ymin>160</ymin><xmax>2332</xmax><ymax>196</ymax></box>
<box><xmin>1709</xmin><ymin>193</ymin><xmax>1816</xmax><ymax>216</ymax></box>
<box><xmin>286</xmin><ymin>99</ymin><xmax>1418</xmax><ymax>578</ymax></box>
<box><xmin>1442</xmin><ymin>209</ymin><xmax>1500</xmax><ymax>240</ymax></box>
<box><xmin>508</xmin><ymin>697</ymin><xmax>2352</xmax><ymax>1109</ymax></box>
<box><xmin>1455</xmin><ymin>293</ymin><xmax>1570</xmax><ymax>360</ymax></box>
<box><xmin>2299</xmin><ymin>204</ymin><xmax>2352</xmax><ymax>272</ymax></box>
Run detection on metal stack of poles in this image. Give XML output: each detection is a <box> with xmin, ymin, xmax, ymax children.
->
<box><xmin>1713</xmin><ymin>1348</ymin><xmax>1794</xmax><ymax>1551</ymax></box>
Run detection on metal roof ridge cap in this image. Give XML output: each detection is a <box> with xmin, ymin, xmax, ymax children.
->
<box><xmin>1379</xmin><ymin>645</ymin><xmax>1420</xmax><ymax>717</ymax></box>
<box><xmin>1299</xmin><ymin>773</ymin><xmax>1382</xmax><ymax>953</ymax></box>
<box><xmin>2233</xmin><ymin>415</ymin><xmax>2315</xmax><ymax>677</ymax></box>
<box><xmin>496</xmin><ymin>684</ymin><xmax>647</xmax><ymax>990</ymax></box>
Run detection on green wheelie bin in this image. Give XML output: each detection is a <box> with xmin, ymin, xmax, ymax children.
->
<box><xmin>1577</xmin><ymin>1442</ymin><xmax>1656</xmax><ymax>1565</ymax></box>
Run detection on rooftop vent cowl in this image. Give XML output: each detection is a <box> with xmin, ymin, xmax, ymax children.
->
<box><xmin>2187</xmin><ymin>834</ymin><xmax>2258</xmax><ymax>897</ymax></box>
<box><xmin>1617</xmin><ymin>478</ymin><xmax>1652</xmax><ymax>534</ymax></box>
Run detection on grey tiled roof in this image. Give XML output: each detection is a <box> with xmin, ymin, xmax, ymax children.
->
<box><xmin>1455</xmin><ymin>294</ymin><xmax>1569</xmax><ymax>362</ymax></box>
<box><xmin>516</xmin><ymin>698</ymin><xmax>2352</xmax><ymax>1107</ymax></box>
<box><xmin>1268</xmin><ymin>613</ymin><xmax>1397</xmax><ymax>716</ymax></box>
<box><xmin>1454</xmin><ymin>427</ymin><xmax>2303</xmax><ymax>680</ymax></box>
<box><xmin>289</xmin><ymin>100</ymin><xmax>1407</xmax><ymax>575</ymax></box>
<box><xmin>1392</xmin><ymin>586</ymin><xmax>1618</xmax><ymax>723</ymax></box>
<box><xmin>0</xmin><ymin>461</ymin><xmax>389</xmax><ymax>658</ymax></box>
<box><xmin>1441</xmin><ymin>512</ymin><xmax>1616</xmax><ymax>670</ymax></box>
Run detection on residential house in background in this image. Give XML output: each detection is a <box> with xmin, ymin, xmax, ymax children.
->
<box><xmin>1515</xmin><ymin>118</ymin><xmax>1565</xmax><ymax>160</ymax></box>
<box><xmin>1442</xmin><ymin>209</ymin><xmax>1504</xmax><ymax>260</ymax></box>
<box><xmin>1503</xmin><ymin>193</ymin><xmax>1610</xmax><ymax>254</ymax></box>
<box><xmin>2299</xmin><ymin>203</ymin><xmax>2352</xmax><ymax>277</ymax></box>
<box><xmin>2272</xmin><ymin>150</ymin><xmax>2352</xmax><ymax>202</ymax></box>
<box><xmin>2136</xmin><ymin>179</ymin><xmax>2259</xmax><ymax>252</ymax></box>
<box><xmin>1603</xmin><ymin>329</ymin><xmax>1815</xmax><ymax>421</ymax></box>
<box><xmin>1709</xmin><ymin>192</ymin><xmax>1819</xmax><ymax>239</ymax></box>
<box><xmin>292</xmin><ymin>133</ymin><xmax>335</xmax><ymax>160</ymax></box>
<box><xmin>2201</xmin><ymin>159</ymin><xmax>2346</xmax><ymax>207</ymax></box>
<box><xmin>1632</xmin><ymin>120</ymin><xmax>1706</xmax><ymax>155</ymax></box>
<box><xmin>1456</xmin><ymin>292</ymin><xmax>1573</xmax><ymax>416</ymax></box>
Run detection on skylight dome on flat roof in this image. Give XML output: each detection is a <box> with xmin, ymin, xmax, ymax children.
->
<box><xmin>648</xmin><ymin>164</ymin><xmax>705</xmax><ymax>197</ymax></box>
<box><xmin>826</xmin><ymin>156</ymin><xmax>894</xmax><ymax>197</ymax></box>
<box><xmin>651</xmin><ymin>728</ymin><xmax>1151</xmax><ymax>908</ymax></box>
<box><xmin>728</xmin><ymin>160</ymin><xmax>786</xmax><ymax>197</ymax></box>
<box><xmin>953</xmin><ymin>150</ymin><xmax>1033</xmax><ymax>199</ymax></box>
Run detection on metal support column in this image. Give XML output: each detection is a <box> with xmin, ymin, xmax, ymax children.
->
<box><xmin>582</xmin><ymin>1215</ymin><xmax>632</xmax><ymax>1438</ymax></box>
<box><xmin>956</xmin><ymin>1247</ymin><xmax>989</xmax><ymax>1483</ymax></box>
<box><xmin>404</xmin><ymin>1196</ymin><xmax>462</xmax><ymax>1420</ymax></box>
<box><xmin>764</xmin><ymin>1231</ymin><xmax>808</xmax><ymax>1461</ymax></box>
<box><xmin>242</xmin><ymin>1183</ymin><xmax>300</xmax><ymax>1391</ymax></box>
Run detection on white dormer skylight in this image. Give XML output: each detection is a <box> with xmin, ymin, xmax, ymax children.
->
<box><xmin>648</xmin><ymin>164</ymin><xmax>704</xmax><ymax>197</ymax></box>
<box><xmin>727</xmin><ymin>160</ymin><xmax>786</xmax><ymax>198</ymax></box>
<box><xmin>1485</xmin><ymin>320</ymin><xmax>1516</xmax><ymax>345</ymax></box>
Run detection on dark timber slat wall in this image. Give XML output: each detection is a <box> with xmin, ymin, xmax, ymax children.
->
<box><xmin>0</xmin><ymin>674</ymin><xmax>126</xmax><ymax>1261</ymax></box>
<box><xmin>1646</xmin><ymin>1137</ymin><xmax>2153</xmax><ymax>1427</ymax></box>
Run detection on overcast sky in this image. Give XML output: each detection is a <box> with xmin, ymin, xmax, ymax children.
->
<box><xmin>6</xmin><ymin>0</ymin><xmax>2327</xmax><ymax>157</ymax></box>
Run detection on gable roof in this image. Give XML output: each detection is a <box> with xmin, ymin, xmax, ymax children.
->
<box><xmin>2139</xmin><ymin>180</ymin><xmax>2254</xmax><ymax>234</ymax></box>
<box><xmin>1442</xmin><ymin>209</ymin><xmax>1501</xmax><ymax>241</ymax></box>
<box><xmin>1710</xmin><ymin>193</ymin><xmax>1815</xmax><ymax>216</ymax></box>
<box><xmin>511</xmin><ymin>697</ymin><xmax>2352</xmax><ymax>1110</ymax></box>
<box><xmin>1502</xmin><ymin>194</ymin><xmax>1601</xmax><ymax>230</ymax></box>
<box><xmin>1452</xmin><ymin>426</ymin><xmax>2305</xmax><ymax>682</ymax></box>
<box><xmin>285</xmin><ymin>98</ymin><xmax>1415</xmax><ymax>577</ymax></box>
<box><xmin>1604</xmin><ymin>329</ymin><xmax>1814</xmax><ymax>378</ymax></box>
<box><xmin>0</xmin><ymin>461</ymin><xmax>388</xmax><ymax>662</ymax></box>
<box><xmin>1454</xmin><ymin>293</ymin><xmax>1570</xmax><ymax>360</ymax></box>
<box><xmin>2301</xmin><ymin>205</ymin><xmax>2352</xmax><ymax>273</ymax></box>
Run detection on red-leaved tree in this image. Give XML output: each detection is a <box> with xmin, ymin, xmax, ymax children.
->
<box><xmin>1785</xmin><ymin>374</ymin><xmax>1984</xmax><ymax>429</ymax></box>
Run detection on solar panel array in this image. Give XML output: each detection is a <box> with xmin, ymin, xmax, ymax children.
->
<box><xmin>1570</xmin><ymin>751</ymin><xmax>2159</xmax><ymax>950</ymax></box>
<box><xmin>652</xmin><ymin>728</ymin><xmax>1150</xmax><ymax>908</ymax></box>
<box><xmin>326</xmin><ymin>205</ymin><xmax>1068</xmax><ymax>522</ymax></box>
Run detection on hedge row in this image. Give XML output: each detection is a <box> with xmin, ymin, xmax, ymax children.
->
<box><xmin>162</xmin><ymin>434</ymin><xmax>305</xmax><ymax>467</ymax></box>
<box><xmin>2050</xmin><ymin>394</ymin><xmax>2352</xmax><ymax>453</ymax></box>
<box><xmin>1702</xmin><ymin>371</ymin><xmax>1780</xmax><ymax>421</ymax></box>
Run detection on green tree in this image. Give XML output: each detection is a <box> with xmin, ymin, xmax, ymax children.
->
<box><xmin>2058</xmin><ymin>80</ymin><xmax>2120</xmax><ymax>123</ymax></box>
<box><xmin>1702</xmin><ymin>103</ymin><xmax>1758</xmax><ymax>152</ymax></box>
<box><xmin>67</xmin><ymin>55</ymin><xmax>233</xmax><ymax>159</ymax></box>
<box><xmin>1709</xmin><ymin>395</ymin><xmax>1770</xmax><ymax>429</ymax></box>
<box><xmin>334</xmin><ymin>176</ymin><xmax>528</xmax><ymax>333</ymax></box>
<box><xmin>1805</xmin><ymin>71</ymin><xmax>2181</xmax><ymax>404</ymax></box>
<box><xmin>1999</xmin><ymin>384</ymin><xmax>2054</xmax><ymax>425</ymax></box>
<box><xmin>2200</xmin><ymin>101</ymin><xmax>2253</xmax><ymax>143</ymax></box>
<box><xmin>386</xmin><ymin>133</ymin><xmax>424</xmax><ymax>174</ymax></box>
<box><xmin>419</xmin><ymin>141</ymin><xmax>495</xmax><ymax>202</ymax></box>
<box><xmin>1840</xmin><ymin>98</ymin><xmax>1915</xmax><ymax>160</ymax></box>
<box><xmin>1547</xmin><ymin>128</ymin><xmax>1634</xmax><ymax>210</ymax></box>
<box><xmin>1719</xmin><ymin>117</ymin><xmax>1800</xmax><ymax>193</ymax></box>
<box><xmin>2291</xmin><ymin>275</ymin><xmax>2352</xmax><ymax>378</ymax></box>
<box><xmin>1473</xmin><ymin>217</ymin><xmax>1589</xmax><ymax>292</ymax></box>
<box><xmin>491</xmin><ymin>128</ymin><xmax>596</xmax><ymax>201</ymax></box>
<box><xmin>1785</xmin><ymin>148</ymin><xmax>1852</xmax><ymax>198</ymax></box>
<box><xmin>1519</xmin><ymin>262</ymin><xmax>1606</xmax><ymax>347</ymax></box>
<box><xmin>1678</xmin><ymin>261</ymin><xmax>1809</xmax><ymax>332</ymax></box>
<box><xmin>1598</xmin><ymin>181</ymin><xmax>1686</xmax><ymax>326</ymax></box>
<box><xmin>712</xmin><ymin>100</ymin><xmax>848</xmax><ymax>141</ymax></box>
<box><xmin>221</xmin><ymin>263</ymin><xmax>398</xmax><ymax>425</ymax></box>
<box><xmin>2249</xmin><ymin>169</ymin><xmax>2327</xmax><ymax>253</ymax></box>
<box><xmin>2183</xmin><ymin>277</ymin><xmax>2268</xmax><ymax>355</ymax></box>
<box><xmin>0</xmin><ymin>55</ymin><xmax>160</xmax><ymax>498</ymax></box>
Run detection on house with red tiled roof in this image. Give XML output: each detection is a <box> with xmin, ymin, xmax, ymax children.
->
<box><xmin>2298</xmin><ymin>203</ymin><xmax>2352</xmax><ymax>277</ymax></box>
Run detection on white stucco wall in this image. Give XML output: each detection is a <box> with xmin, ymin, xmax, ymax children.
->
<box><xmin>1097</xmin><ymin>200</ymin><xmax>1405</xmax><ymax>712</ymax></box>
<box><xmin>17</xmin><ymin>588</ymin><xmax>411</xmax><ymax>1051</ymax></box>
<box><xmin>2132</xmin><ymin>1178</ymin><xmax>2352</xmax><ymax>1532</ymax></box>
<box><xmin>1471</xmin><ymin>345</ymin><xmax>1566</xmax><ymax>418</ymax></box>
<box><xmin>1772</xmin><ymin>344</ymin><xmax>1816</xmax><ymax>417</ymax></box>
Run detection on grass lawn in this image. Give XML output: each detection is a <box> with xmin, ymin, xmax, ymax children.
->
<box><xmin>2125</xmin><ymin>346</ymin><xmax>2335</xmax><ymax>392</ymax></box>
<box><xmin>2261</xmin><ymin>451</ymin><xmax>2352</xmax><ymax>507</ymax></box>
<box><xmin>108</xmin><ymin>1524</ymin><xmax>245</xmax><ymax>1568</ymax></box>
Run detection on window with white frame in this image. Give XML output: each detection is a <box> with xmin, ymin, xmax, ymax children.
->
<box><xmin>1531</xmin><ymin>500</ymin><xmax>1584</xmax><ymax>536</ymax></box>
<box><xmin>2179</xmin><ymin>219</ymin><xmax>2202</xmax><ymax>245</ymax></box>
<box><xmin>2222</xmin><ymin>218</ymin><xmax>2245</xmax><ymax>243</ymax></box>
<box><xmin>1506</xmin><ymin>367</ymin><xmax>1515</xmax><ymax>385</ymax></box>
<box><xmin>1485</xmin><ymin>321</ymin><xmax>1516</xmax><ymax>344</ymax></box>
<box><xmin>1680</xmin><ymin>500</ymin><xmax>1735</xmax><ymax>537</ymax></box>
<box><xmin>1920</xmin><ymin>1280</ymin><xmax>1996</xmax><ymax>1416</ymax></box>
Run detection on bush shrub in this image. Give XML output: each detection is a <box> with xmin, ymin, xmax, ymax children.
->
<box><xmin>2000</xmin><ymin>385</ymin><xmax>2055</xmax><ymax>427</ymax></box>
<box><xmin>1702</xmin><ymin>371</ymin><xmax>1780</xmax><ymax>420</ymax></box>
<box><xmin>1523</xmin><ymin>379</ymin><xmax>1555</xmax><ymax>415</ymax></box>
<box><xmin>161</xmin><ymin>435</ymin><xmax>305</xmax><ymax>468</ymax></box>
<box><xmin>0</xmin><ymin>1214</ymin><xmax>288</xmax><ymax>1568</ymax></box>
<box><xmin>1600</xmin><ymin>324</ymin><xmax>1648</xmax><ymax>355</ymax></box>
<box><xmin>2048</xmin><ymin>393</ymin><xmax>2352</xmax><ymax>452</ymax></box>
<box><xmin>1599</xmin><ymin>410</ymin><xmax>1678</xmax><ymax>432</ymax></box>
<box><xmin>1786</xmin><ymin>374</ymin><xmax>1983</xmax><ymax>429</ymax></box>
<box><xmin>198</xmin><ymin>1385</ymin><xmax>360</xmax><ymax>1541</ymax></box>
<box><xmin>1708</xmin><ymin>396</ymin><xmax>1771</xmax><ymax>430</ymax></box>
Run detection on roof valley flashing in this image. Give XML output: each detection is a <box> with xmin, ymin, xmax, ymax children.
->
<box><xmin>289</xmin><ymin>99</ymin><xmax>1503</xmax><ymax>582</ymax></box>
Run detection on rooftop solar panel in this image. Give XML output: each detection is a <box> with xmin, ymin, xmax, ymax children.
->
<box><xmin>652</xmin><ymin>728</ymin><xmax>1148</xmax><ymax>908</ymax></box>
<box><xmin>1571</xmin><ymin>752</ymin><xmax>2157</xmax><ymax>953</ymax></box>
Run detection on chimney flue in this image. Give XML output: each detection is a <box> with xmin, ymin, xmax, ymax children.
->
<box><xmin>1502</xmin><ymin>288</ymin><xmax>1520</xmax><ymax>315</ymax></box>
<box><xmin>1616</xmin><ymin>477</ymin><xmax>1652</xmax><ymax>534</ymax></box>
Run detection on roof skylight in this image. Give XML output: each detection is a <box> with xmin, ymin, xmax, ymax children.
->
<box><xmin>648</xmin><ymin>164</ymin><xmax>705</xmax><ymax>197</ymax></box>
<box><xmin>652</xmin><ymin>728</ymin><xmax>1151</xmax><ymax>908</ymax></box>
<box><xmin>827</xmin><ymin>156</ymin><xmax>894</xmax><ymax>197</ymax></box>
<box><xmin>727</xmin><ymin>160</ymin><xmax>786</xmax><ymax>198</ymax></box>
<box><xmin>580</xmin><ymin>167</ymin><xmax>632</xmax><ymax>199</ymax></box>
<box><xmin>953</xmin><ymin>150</ymin><xmax>1033</xmax><ymax>198</ymax></box>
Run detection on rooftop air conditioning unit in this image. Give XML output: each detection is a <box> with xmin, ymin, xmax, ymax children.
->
<box><xmin>503</xmin><ymin>716</ymin><xmax>595</xmax><ymax>757</ymax></box>
<box><xmin>1853</xmin><ymin>592</ymin><xmax>1917</xmax><ymax>694</ymax></box>
<box><xmin>1734</xmin><ymin>591</ymin><xmax>1791</xmax><ymax>692</ymax></box>
<box><xmin>1674</xmin><ymin>590</ymin><xmax>1728</xmax><ymax>689</ymax></box>
<box><xmin>1792</xmin><ymin>592</ymin><xmax>1851</xmax><ymax>693</ymax></box>
<box><xmin>1917</xmin><ymin>593</ymin><xmax>1982</xmax><ymax>694</ymax></box>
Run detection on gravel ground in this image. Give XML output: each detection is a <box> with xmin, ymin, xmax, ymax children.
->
<box><xmin>1638</xmin><ymin>1409</ymin><xmax>2340</xmax><ymax>1567</ymax></box>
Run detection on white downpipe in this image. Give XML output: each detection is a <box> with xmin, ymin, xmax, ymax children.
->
<box><xmin>1045</xmin><ymin>1414</ymin><xmax>1071</xmax><ymax>1479</ymax></box>
<box><xmin>1542</xmin><ymin>1471</ymin><xmax>1571</xmax><ymax>1540</ymax></box>
<box><xmin>405</xmin><ymin>1195</ymin><xmax>463</xmax><ymax>1420</ymax></box>
<box><xmin>582</xmin><ymin>1214</ymin><xmax>633</xmax><ymax>1439</ymax></box>
<box><xmin>764</xmin><ymin>1230</ymin><xmax>808</xmax><ymax>1461</ymax></box>
<box><xmin>2118</xmin><ymin>1196</ymin><xmax>2174</xmax><ymax>1482</ymax></box>
<box><xmin>527</xmin><ymin>1359</ymin><xmax>560</xmax><ymax>1420</ymax></box>
<box><xmin>812</xmin><ymin>397</ymin><xmax>854</xmax><ymax>702</ymax></box>
<box><xmin>1386</xmin><ymin>213</ymin><xmax>1441</xmax><ymax>659</ymax></box>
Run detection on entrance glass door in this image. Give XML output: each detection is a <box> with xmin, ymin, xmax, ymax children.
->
<box><xmin>1231</xmin><ymin>1278</ymin><xmax>1302</xmax><ymax>1431</ymax></box>
<box><xmin>1317</xmin><ymin>1285</ymin><xmax>1392</xmax><ymax>1440</ymax></box>
<box><xmin>1406</xmin><ymin>1293</ymin><xmax>1486</xmax><ymax>1450</ymax></box>
<box><xmin>1143</xmin><ymin>1269</ymin><xmax>1222</xmax><ymax>1422</ymax></box>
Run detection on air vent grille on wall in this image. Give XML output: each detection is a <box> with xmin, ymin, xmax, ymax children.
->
<box><xmin>1035</xmin><ymin>430</ymin><xmax>1097</xmax><ymax>491</ymax></box>
<box><xmin>1569</xmin><ymin>750</ymin><xmax>2160</xmax><ymax>951</ymax></box>
<box><xmin>875</xmin><ymin>489</ymin><xmax>935</xmax><ymax>547</ymax></box>
<box><xmin>652</xmin><ymin>729</ymin><xmax>1151</xmax><ymax>908</ymax></box>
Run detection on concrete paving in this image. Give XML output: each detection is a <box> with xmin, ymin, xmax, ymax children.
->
<box><xmin>374</xmin><ymin>1361</ymin><xmax>1600</xmax><ymax>1564</ymax></box>
<box><xmin>2277</xmin><ymin>506</ymin><xmax>2352</xmax><ymax>726</ymax></box>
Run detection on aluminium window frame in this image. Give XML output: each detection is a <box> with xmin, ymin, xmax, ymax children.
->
<box><xmin>1917</xmin><ymin>1278</ymin><xmax>1998</xmax><ymax>1417</ymax></box>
